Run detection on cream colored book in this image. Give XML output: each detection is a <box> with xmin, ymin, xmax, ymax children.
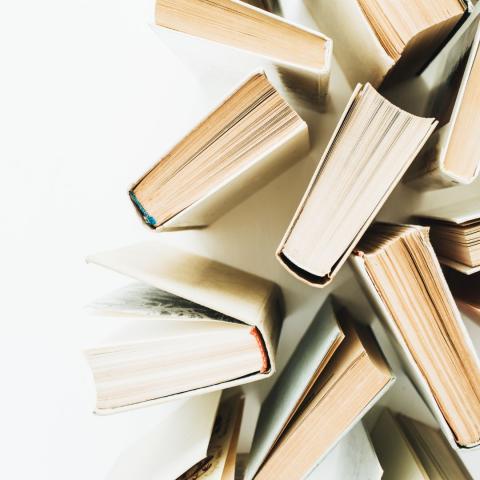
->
<box><xmin>406</xmin><ymin>9</ymin><xmax>480</xmax><ymax>187</ymax></box>
<box><xmin>351</xmin><ymin>223</ymin><xmax>480</xmax><ymax>449</ymax></box>
<box><xmin>371</xmin><ymin>410</ymin><xmax>472</xmax><ymax>480</ymax></box>
<box><xmin>245</xmin><ymin>299</ymin><xmax>394</xmax><ymax>480</ymax></box>
<box><xmin>305</xmin><ymin>0</ymin><xmax>466</xmax><ymax>88</ymax></box>
<box><xmin>416</xmin><ymin>197</ymin><xmax>480</xmax><ymax>274</ymax></box>
<box><xmin>308</xmin><ymin>422</ymin><xmax>383</xmax><ymax>480</ymax></box>
<box><xmin>129</xmin><ymin>71</ymin><xmax>309</xmax><ymax>231</ymax></box>
<box><xmin>444</xmin><ymin>267</ymin><xmax>480</xmax><ymax>324</ymax></box>
<box><xmin>154</xmin><ymin>0</ymin><xmax>332</xmax><ymax>101</ymax></box>
<box><xmin>276</xmin><ymin>84</ymin><xmax>436</xmax><ymax>288</ymax></box>
<box><xmin>85</xmin><ymin>241</ymin><xmax>283</xmax><ymax>413</ymax></box>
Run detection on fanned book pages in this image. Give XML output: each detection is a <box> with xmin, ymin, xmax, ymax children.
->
<box><xmin>404</xmin><ymin>9</ymin><xmax>480</xmax><ymax>187</ymax></box>
<box><xmin>276</xmin><ymin>84</ymin><xmax>436</xmax><ymax>287</ymax></box>
<box><xmin>129</xmin><ymin>71</ymin><xmax>309</xmax><ymax>230</ymax></box>
<box><xmin>85</xmin><ymin>242</ymin><xmax>283</xmax><ymax>413</ymax></box>
<box><xmin>308</xmin><ymin>422</ymin><xmax>383</xmax><ymax>480</ymax></box>
<box><xmin>154</xmin><ymin>0</ymin><xmax>332</xmax><ymax>101</ymax></box>
<box><xmin>305</xmin><ymin>0</ymin><xmax>467</xmax><ymax>88</ymax></box>
<box><xmin>444</xmin><ymin>267</ymin><xmax>480</xmax><ymax>324</ymax></box>
<box><xmin>371</xmin><ymin>410</ymin><xmax>473</xmax><ymax>480</ymax></box>
<box><xmin>351</xmin><ymin>223</ymin><xmax>480</xmax><ymax>449</ymax></box>
<box><xmin>245</xmin><ymin>298</ymin><xmax>394</xmax><ymax>480</ymax></box>
<box><xmin>416</xmin><ymin>197</ymin><xmax>480</xmax><ymax>274</ymax></box>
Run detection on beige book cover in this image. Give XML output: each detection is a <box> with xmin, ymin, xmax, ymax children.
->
<box><xmin>86</xmin><ymin>241</ymin><xmax>283</xmax><ymax>413</ymax></box>
<box><xmin>305</xmin><ymin>0</ymin><xmax>468</xmax><ymax>89</ymax></box>
<box><xmin>129</xmin><ymin>70</ymin><xmax>309</xmax><ymax>231</ymax></box>
<box><xmin>350</xmin><ymin>228</ymin><xmax>480</xmax><ymax>450</ymax></box>
<box><xmin>154</xmin><ymin>0</ymin><xmax>332</xmax><ymax>102</ymax></box>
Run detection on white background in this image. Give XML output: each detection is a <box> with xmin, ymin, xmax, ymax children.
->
<box><xmin>1</xmin><ymin>0</ymin><xmax>480</xmax><ymax>478</ymax></box>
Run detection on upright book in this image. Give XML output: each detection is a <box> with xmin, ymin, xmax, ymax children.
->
<box><xmin>371</xmin><ymin>409</ymin><xmax>473</xmax><ymax>480</ymax></box>
<box><xmin>245</xmin><ymin>298</ymin><xmax>394</xmax><ymax>480</ymax></box>
<box><xmin>276</xmin><ymin>84</ymin><xmax>436</xmax><ymax>287</ymax></box>
<box><xmin>85</xmin><ymin>241</ymin><xmax>283</xmax><ymax>413</ymax></box>
<box><xmin>351</xmin><ymin>223</ymin><xmax>480</xmax><ymax>448</ymax></box>
<box><xmin>416</xmin><ymin>197</ymin><xmax>480</xmax><ymax>273</ymax></box>
<box><xmin>154</xmin><ymin>0</ymin><xmax>332</xmax><ymax>101</ymax></box>
<box><xmin>129</xmin><ymin>71</ymin><xmax>309</xmax><ymax>230</ymax></box>
<box><xmin>305</xmin><ymin>0</ymin><xmax>467</xmax><ymax>88</ymax></box>
<box><xmin>405</xmin><ymin>9</ymin><xmax>480</xmax><ymax>187</ymax></box>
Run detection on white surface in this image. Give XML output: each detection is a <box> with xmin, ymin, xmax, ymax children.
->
<box><xmin>1</xmin><ymin>1</ymin><xmax>480</xmax><ymax>479</ymax></box>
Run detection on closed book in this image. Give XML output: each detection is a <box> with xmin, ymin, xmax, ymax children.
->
<box><xmin>129</xmin><ymin>71</ymin><xmax>309</xmax><ymax>230</ymax></box>
<box><xmin>351</xmin><ymin>223</ymin><xmax>480</xmax><ymax>449</ymax></box>
<box><xmin>305</xmin><ymin>0</ymin><xmax>467</xmax><ymax>88</ymax></box>
<box><xmin>276</xmin><ymin>84</ymin><xmax>436</xmax><ymax>287</ymax></box>
<box><xmin>154</xmin><ymin>0</ymin><xmax>332</xmax><ymax>102</ymax></box>
<box><xmin>246</xmin><ymin>298</ymin><xmax>394</xmax><ymax>480</ymax></box>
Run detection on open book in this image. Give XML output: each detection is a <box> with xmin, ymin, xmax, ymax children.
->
<box><xmin>85</xmin><ymin>241</ymin><xmax>283</xmax><ymax>413</ymax></box>
<box><xmin>405</xmin><ymin>8</ymin><xmax>480</xmax><ymax>187</ymax></box>
<box><xmin>371</xmin><ymin>409</ymin><xmax>472</xmax><ymax>479</ymax></box>
<box><xmin>416</xmin><ymin>197</ymin><xmax>480</xmax><ymax>274</ymax></box>
<box><xmin>305</xmin><ymin>0</ymin><xmax>466</xmax><ymax>88</ymax></box>
<box><xmin>276</xmin><ymin>84</ymin><xmax>436</xmax><ymax>287</ymax></box>
<box><xmin>351</xmin><ymin>223</ymin><xmax>480</xmax><ymax>448</ymax></box>
<box><xmin>245</xmin><ymin>298</ymin><xmax>394</xmax><ymax>480</ymax></box>
<box><xmin>129</xmin><ymin>71</ymin><xmax>309</xmax><ymax>231</ymax></box>
<box><xmin>154</xmin><ymin>0</ymin><xmax>332</xmax><ymax>101</ymax></box>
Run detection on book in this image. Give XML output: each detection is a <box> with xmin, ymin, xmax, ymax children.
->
<box><xmin>416</xmin><ymin>197</ymin><xmax>480</xmax><ymax>274</ymax></box>
<box><xmin>305</xmin><ymin>0</ymin><xmax>466</xmax><ymax>88</ymax></box>
<box><xmin>371</xmin><ymin>409</ymin><xmax>472</xmax><ymax>479</ymax></box>
<box><xmin>351</xmin><ymin>223</ymin><xmax>480</xmax><ymax>448</ymax></box>
<box><xmin>154</xmin><ymin>0</ymin><xmax>332</xmax><ymax>101</ymax></box>
<box><xmin>444</xmin><ymin>267</ymin><xmax>480</xmax><ymax>323</ymax></box>
<box><xmin>276</xmin><ymin>84</ymin><xmax>436</xmax><ymax>287</ymax></box>
<box><xmin>405</xmin><ymin>8</ymin><xmax>480</xmax><ymax>187</ymax></box>
<box><xmin>178</xmin><ymin>391</ymin><xmax>245</xmax><ymax>480</ymax></box>
<box><xmin>85</xmin><ymin>241</ymin><xmax>283</xmax><ymax>413</ymax></box>
<box><xmin>308</xmin><ymin>422</ymin><xmax>383</xmax><ymax>480</ymax></box>
<box><xmin>245</xmin><ymin>298</ymin><xmax>394</xmax><ymax>480</ymax></box>
<box><xmin>129</xmin><ymin>71</ymin><xmax>309</xmax><ymax>230</ymax></box>
<box><xmin>108</xmin><ymin>391</ymin><xmax>222</xmax><ymax>479</ymax></box>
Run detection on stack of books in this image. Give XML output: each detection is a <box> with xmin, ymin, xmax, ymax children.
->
<box><xmin>84</xmin><ymin>0</ymin><xmax>480</xmax><ymax>478</ymax></box>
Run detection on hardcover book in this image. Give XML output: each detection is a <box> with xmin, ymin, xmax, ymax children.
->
<box><xmin>351</xmin><ymin>223</ymin><xmax>480</xmax><ymax>449</ymax></box>
<box><xmin>129</xmin><ymin>71</ymin><xmax>309</xmax><ymax>230</ymax></box>
<box><xmin>245</xmin><ymin>298</ymin><xmax>394</xmax><ymax>480</ymax></box>
<box><xmin>305</xmin><ymin>0</ymin><xmax>467</xmax><ymax>88</ymax></box>
<box><xmin>276</xmin><ymin>84</ymin><xmax>436</xmax><ymax>287</ymax></box>
<box><xmin>154</xmin><ymin>0</ymin><xmax>332</xmax><ymax>101</ymax></box>
<box><xmin>85</xmin><ymin>241</ymin><xmax>283</xmax><ymax>413</ymax></box>
<box><xmin>371</xmin><ymin>409</ymin><xmax>472</xmax><ymax>479</ymax></box>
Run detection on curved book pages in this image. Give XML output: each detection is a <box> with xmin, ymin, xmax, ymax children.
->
<box><xmin>85</xmin><ymin>241</ymin><xmax>283</xmax><ymax>413</ymax></box>
<box><xmin>405</xmin><ymin>8</ymin><xmax>480</xmax><ymax>188</ymax></box>
<box><xmin>305</xmin><ymin>0</ymin><xmax>467</xmax><ymax>88</ymax></box>
<box><xmin>371</xmin><ymin>410</ymin><xmax>473</xmax><ymax>480</ymax></box>
<box><xmin>245</xmin><ymin>298</ymin><xmax>394</xmax><ymax>480</ymax></box>
<box><xmin>351</xmin><ymin>223</ymin><xmax>480</xmax><ymax>449</ymax></box>
<box><xmin>154</xmin><ymin>0</ymin><xmax>332</xmax><ymax>102</ymax></box>
<box><xmin>415</xmin><ymin>197</ymin><xmax>480</xmax><ymax>274</ymax></box>
<box><xmin>129</xmin><ymin>71</ymin><xmax>309</xmax><ymax>231</ymax></box>
<box><xmin>276</xmin><ymin>83</ymin><xmax>436</xmax><ymax>287</ymax></box>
